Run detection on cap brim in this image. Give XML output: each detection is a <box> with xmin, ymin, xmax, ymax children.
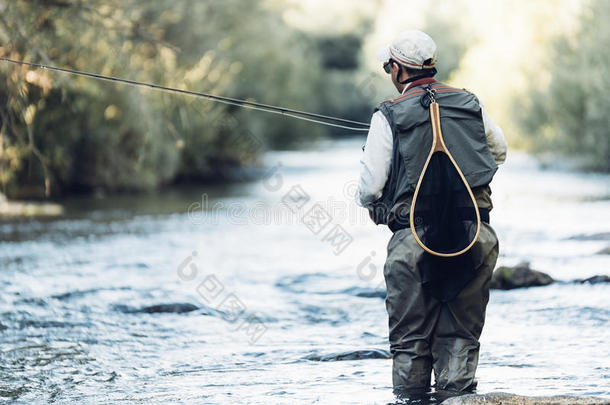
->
<box><xmin>376</xmin><ymin>45</ymin><xmax>391</xmax><ymax>62</ymax></box>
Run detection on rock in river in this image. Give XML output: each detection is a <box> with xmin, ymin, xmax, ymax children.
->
<box><xmin>490</xmin><ymin>262</ymin><xmax>554</xmax><ymax>290</ymax></box>
<box><xmin>113</xmin><ymin>303</ymin><xmax>199</xmax><ymax>314</ymax></box>
<box><xmin>440</xmin><ymin>392</ymin><xmax>609</xmax><ymax>404</ymax></box>
<box><xmin>596</xmin><ymin>246</ymin><xmax>610</xmax><ymax>255</ymax></box>
<box><xmin>575</xmin><ymin>275</ymin><xmax>610</xmax><ymax>284</ymax></box>
<box><xmin>304</xmin><ymin>348</ymin><xmax>390</xmax><ymax>361</ymax></box>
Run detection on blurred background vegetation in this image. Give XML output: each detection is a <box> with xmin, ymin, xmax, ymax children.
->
<box><xmin>0</xmin><ymin>0</ymin><xmax>608</xmax><ymax>199</ymax></box>
<box><xmin>515</xmin><ymin>0</ymin><xmax>610</xmax><ymax>171</ymax></box>
<box><xmin>0</xmin><ymin>0</ymin><xmax>373</xmax><ymax>198</ymax></box>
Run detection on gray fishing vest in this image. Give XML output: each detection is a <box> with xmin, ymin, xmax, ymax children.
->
<box><xmin>369</xmin><ymin>81</ymin><xmax>498</xmax><ymax>226</ymax></box>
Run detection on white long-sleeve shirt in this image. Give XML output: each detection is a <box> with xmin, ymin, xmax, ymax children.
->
<box><xmin>356</xmin><ymin>88</ymin><xmax>507</xmax><ymax>208</ymax></box>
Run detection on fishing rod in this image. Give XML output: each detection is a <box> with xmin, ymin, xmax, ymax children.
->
<box><xmin>0</xmin><ymin>57</ymin><xmax>371</xmax><ymax>132</ymax></box>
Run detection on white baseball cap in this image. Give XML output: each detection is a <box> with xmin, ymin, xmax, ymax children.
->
<box><xmin>376</xmin><ymin>30</ymin><xmax>437</xmax><ymax>69</ymax></box>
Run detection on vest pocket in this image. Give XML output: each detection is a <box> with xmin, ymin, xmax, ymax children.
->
<box><xmin>397</xmin><ymin>123</ymin><xmax>433</xmax><ymax>189</ymax></box>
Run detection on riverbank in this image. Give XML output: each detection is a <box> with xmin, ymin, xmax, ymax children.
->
<box><xmin>0</xmin><ymin>192</ymin><xmax>63</xmax><ymax>217</ymax></box>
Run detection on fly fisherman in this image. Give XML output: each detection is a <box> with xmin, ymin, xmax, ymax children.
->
<box><xmin>356</xmin><ymin>31</ymin><xmax>507</xmax><ymax>397</ymax></box>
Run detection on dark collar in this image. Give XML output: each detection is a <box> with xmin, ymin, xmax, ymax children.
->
<box><xmin>405</xmin><ymin>77</ymin><xmax>437</xmax><ymax>92</ymax></box>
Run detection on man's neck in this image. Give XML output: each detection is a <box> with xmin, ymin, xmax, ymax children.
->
<box><xmin>402</xmin><ymin>77</ymin><xmax>438</xmax><ymax>94</ymax></box>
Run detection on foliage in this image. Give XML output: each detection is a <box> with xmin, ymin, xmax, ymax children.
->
<box><xmin>515</xmin><ymin>0</ymin><xmax>610</xmax><ymax>171</ymax></box>
<box><xmin>0</xmin><ymin>0</ymin><xmax>372</xmax><ymax>197</ymax></box>
<box><xmin>422</xmin><ymin>12</ymin><xmax>469</xmax><ymax>83</ymax></box>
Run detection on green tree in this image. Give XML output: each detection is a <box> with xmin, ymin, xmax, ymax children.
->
<box><xmin>516</xmin><ymin>0</ymin><xmax>610</xmax><ymax>171</ymax></box>
<box><xmin>422</xmin><ymin>12</ymin><xmax>469</xmax><ymax>83</ymax></box>
<box><xmin>0</xmin><ymin>0</ymin><xmax>370</xmax><ymax>197</ymax></box>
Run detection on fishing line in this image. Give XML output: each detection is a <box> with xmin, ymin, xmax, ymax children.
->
<box><xmin>0</xmin><ymin>57</ymin><xmax>371</xmax><ymax>132</ymax></box>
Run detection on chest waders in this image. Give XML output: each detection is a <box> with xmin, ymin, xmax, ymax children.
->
<box><xmin>379</xmin><ymin>82</ymin><xmax>501</xmax><ymax>393</ymax></box>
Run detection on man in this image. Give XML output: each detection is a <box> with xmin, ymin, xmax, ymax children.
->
<box><xmin>356</xmin><ymin>30</ymin><xmax>507</xmax><ymax>395</ymax></box>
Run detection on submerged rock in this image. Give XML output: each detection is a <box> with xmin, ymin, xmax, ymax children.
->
<box><xmin>440</xmin><ymin>392</ymin><xmax>609</xmax><ymax>404</ymax></box>
<box><xmin>17</xmin><ymin>320</ymin><xmax>89</xmax><ymax>329</ymax></box>
<box><xmin>338</xmin><ymin>287</ymin><xmax>387</xmax><ymax>299</ymax></box>
<box><xmin>490</xmin><ymin>262</ymin><xmax>554</xmax><ymax>290</ymax></box>
<box><xmin>304</xmin><ymin>348</ymin><xmax>390</xmax><ymax>361</ymax></box>
<box><xmin>114</xmin><ymin>303</ymin><xmax>199</xmax><ymax>314</ymax></box>
<box><xmin>52</xmin><ymin>286</ymin><xmax>131</xmax><ymax>301</ymax></box>
<box><xmin>136</xmin><ymin>303</ymin><xmax>200</xmax><ymax>314</ymax></box>
<box><xmin>597</xmin><ymin>246</ymin><xmax>610</xmax><ymax>255</ymax></box>
<box><xmin>575</xmin><ymin>275</ymin><xmax>610</xmax><ymax>284</ymax></box>
<box><xmin>568</xmin><ymin>232</ymin><xmax>610</xmax><ymax>241</ymax></box>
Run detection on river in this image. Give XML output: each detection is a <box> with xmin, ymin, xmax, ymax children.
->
<box><xmin>1</xmin><ymin>138</ymin><xmax>609</xmax><ymax>404</ymax></box>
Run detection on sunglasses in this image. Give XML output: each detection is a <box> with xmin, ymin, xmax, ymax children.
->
<box><xmin>383</xmin><ymin>59</ymin><xmax>395</xmax><ymax>74</ymax></box>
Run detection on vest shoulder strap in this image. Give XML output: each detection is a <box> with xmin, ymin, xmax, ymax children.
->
<box><xmin>389</xmin><ymin>83</ymin><xmax>471</xmax><ymax>105</ymax></box>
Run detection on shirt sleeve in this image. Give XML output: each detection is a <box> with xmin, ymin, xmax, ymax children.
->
<box><xmin>356</xmin><ymin>111</ymin><xmax>393</xmax><ymax>208</ymax></box>
<box><xmin>480</xmin><ymin>101</ymin><xmax>508</xmax><ymax>165</ymax></box>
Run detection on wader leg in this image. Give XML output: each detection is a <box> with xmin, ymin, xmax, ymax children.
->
<box><xmin>383</xmin><ymin>223</ymin><xmax>499</xmax><ymax>393</ymax></box>
<box><xmin>383</xmin><ymin>229</ymin><xmax>440</xmax><ymax>391</ymax></box>
<box><xmin>430</xmin><ymin>222</ymin><xmax>499</xmax><ymax>392</ymax></box>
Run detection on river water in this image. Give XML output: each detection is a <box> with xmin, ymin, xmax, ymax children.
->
<box><xmin>1</xmin><ymin>138</ymin><xmax>609</xmax><ymax>404</ymax></box>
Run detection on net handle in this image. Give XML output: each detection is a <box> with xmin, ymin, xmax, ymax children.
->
<box><xmin>409</xmin><ymin>101</ymin><xmax>482</xmax><ymax>257</ymax></box>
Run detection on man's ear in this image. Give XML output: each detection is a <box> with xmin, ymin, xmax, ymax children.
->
<box><xmin>391</xmin><ymin>62</ymin><xmax>403</xmax><ymax>80</ymax></box>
